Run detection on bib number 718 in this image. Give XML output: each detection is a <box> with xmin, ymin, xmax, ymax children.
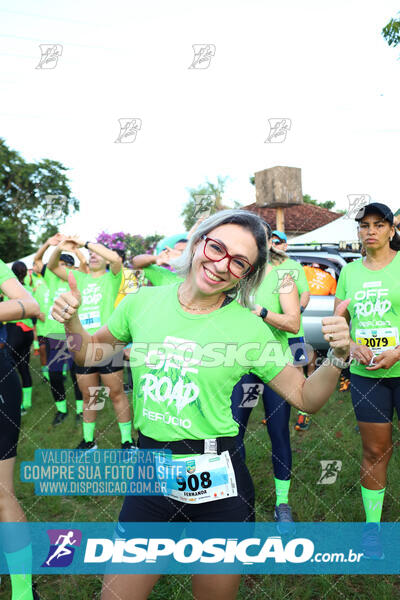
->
<box><xmin>176</xmin><ymin>471</ymin><xmax>212</xmax><ymax>492</ymax></box>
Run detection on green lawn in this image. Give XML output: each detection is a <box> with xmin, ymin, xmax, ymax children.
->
<box><xmin>3</xmin><ymin>355</ymin><xmax>400</xmax><ymax>599</ymax></box>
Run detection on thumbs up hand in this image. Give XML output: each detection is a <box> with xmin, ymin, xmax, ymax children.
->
<box><xmin>51</xmin><ymin>272</ymin><xmax>82</xmax><ymax>323</ymax></box>
<box><xmin>321</xmin><ymin>299</ymin><xmax>351</xmax><ymax>360</ymax></box>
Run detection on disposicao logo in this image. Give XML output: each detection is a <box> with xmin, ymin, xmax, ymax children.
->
<box><xmin>42</xmin><ymin>529</ymin><xmax>82</xmax><ymax>567</ymax></box>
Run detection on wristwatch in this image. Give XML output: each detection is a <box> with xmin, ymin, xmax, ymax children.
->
<box><xmin>84</xmin><ymin>241</ymin><xmax>91</xmax><ymax>249</ymax></box>
<box><xmin>326</xmin><ymin>347</ymin><xmax>352</xmax><ymax>369</ymax></box>
<box><xmin>260</xmin><ymin>307</ymin><xmax>268</xmax><ymax>319</ymax></box>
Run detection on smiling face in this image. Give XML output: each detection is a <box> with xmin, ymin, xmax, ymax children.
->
<box><xmin>190</xmin><ymin>223</ymin><xmax>259</xmax><ymax>296</ymax></box>
<box><xmin>358</xmin><ymin>213</ymin><xmax>394</xmax><ymax>251</ymax></box>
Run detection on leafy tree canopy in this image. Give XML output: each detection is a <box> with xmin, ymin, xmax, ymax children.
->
<box><xmin>382</xmin><ymin>13</ymin><xmax>400</xmax><ymax>47</ymax></box>
<box><xmin>0</xmin><ymin>138</ymin><xmax>78</xmax><ymax>261</ymax></box>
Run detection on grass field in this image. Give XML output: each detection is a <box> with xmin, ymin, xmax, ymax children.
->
<box><xmin>2</xmin><ymin>355</ymin><xmax>400</xmax><ymax>599</ymax></box>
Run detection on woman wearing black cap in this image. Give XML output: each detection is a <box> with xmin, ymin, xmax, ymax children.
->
<box><xmin>335</xmin><ymin>202</ymin><xmax>400</xmax><ymax>559</ymax></box>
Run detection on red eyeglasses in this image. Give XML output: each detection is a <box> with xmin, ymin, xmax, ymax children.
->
<box><xmin>202</xmin><ymin>236</ymin><xmax>254</xmax><ymax>278</ymax></box>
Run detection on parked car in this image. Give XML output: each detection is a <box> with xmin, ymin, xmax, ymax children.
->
<box><xmin>286</xmin><ymin>244</ymin><xmax>361</xmax><ymax>350</ymax></box>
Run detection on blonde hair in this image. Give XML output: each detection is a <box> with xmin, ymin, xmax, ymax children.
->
<box><xmin>171</xmin><ymin>209</ymin><xmax>268</xmax><ymax>308</ymax></box>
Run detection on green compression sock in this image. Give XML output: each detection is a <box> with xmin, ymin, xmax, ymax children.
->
<box><xmin>55</xmin><ymin>400</ymin><xmax>67</xmax><ymax>414</ymax></box>
<box><xmin>361</xmin><ymin>485</ymin><xmax>386</xmax><ymax>523</ymax></box>
<box><xmin>275</xmin><ymin>477</ymin><xmax>291</xmax><ymax>505</ymax></box>
<box><xmin>22</xmin><ymin>387</ymin><xmax>32</xmax><ymax>410</ymax></box>
<box><xmin>118</xmin><ymin>421</ymin><xmax>133</xmax><ymax>444</ymax></box>
<box><xmin>76</xmin><ymin>400</ymin><xmax>83</xmax><ymax>414</ymax></box>
<box><xmin>41</xmin><ymin>366</ymin><xmax>50</xmax><ymax>381</ymax></box>
<box><xmin>298</xmin><ymin>410</ymin><xmax>309</xmax><ymax>416</ymax></box>
<box><xmin>4</xmin><ymin>545</ymin><xmax>33</xmax><ymax>600</ymax></box>
<box><xmin>33</xmin><ymin>340</ymin><xmax>39</xmax><ymax>350</ymax></box>
<box><xmin>83</xmin><ymin>421</ymin><xmax>96</xmax><ymax>442</ymax></box>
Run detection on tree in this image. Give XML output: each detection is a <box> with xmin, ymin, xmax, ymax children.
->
<box><xmin>302</xmin><ymin>194</ymin><xmax>336</xmax><ymax>210</ymax></box>
<box><xmin>181</xmin><ymin>176</ymin><xmax>240</xmax><ymax>230</ymax></box>
<box><xmin>0</xmin><ymin>139</ymin><xmax>79</xmax><ymax>260</ymax></box>
<box><xmin>382</xmin><ymin>13</ymin><xmax>400</xmax><ymax>48</ymax></box>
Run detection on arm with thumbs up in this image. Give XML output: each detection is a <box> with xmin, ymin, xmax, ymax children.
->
<box><xmin>51</xmin><ymin>272</ymin><xmax>124</xmax><ymax>367</ymax></box>
<box><xmin>267</xmin><ymin>299</ymin><xmax>351</xmax><ymax>414</ymax></box>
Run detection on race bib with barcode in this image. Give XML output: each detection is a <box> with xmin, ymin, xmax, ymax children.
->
<box><xmin>80</xmin><ymin>310</ymin><xmax>101</xmax><ymax>331</ymax></box>
<box><xmin>355</xmin><ymin>327</ymin><xmax>399</xmax><ymax>355</ymax></box>
<box><xmin>160</xmin><ymin>451</ymin><xmax>237</xmax><ymax>505</ymax></box>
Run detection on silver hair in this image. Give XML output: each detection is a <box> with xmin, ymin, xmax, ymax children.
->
<box><xmin>171</xmin><ymin>209</ymin><xmax>268</xmax><ymax>308</ymax></box>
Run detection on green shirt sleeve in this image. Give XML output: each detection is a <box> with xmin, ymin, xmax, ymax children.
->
<box><xmin>143</xmin><ymin>265</ymin><xmax>181</xmax><ymax>286</ymax></box>
<box><xmin>296</xmin><ymin>264</ymin><xmax>309</xmax><ymax>295</ymax></box>
<box><xmin>0</xmin><ymin>259</ymin><xmax>16</xmax><ymax>287</ymax></box>
<box><xmin>107</xmin><ymin>294</ymin><xmax>134</xmax><ymax>343</ymax></box>
<box><xmin>336</xmin><ymin>265</ymin><xmax>347</xmax><ymax>300</ymax></box>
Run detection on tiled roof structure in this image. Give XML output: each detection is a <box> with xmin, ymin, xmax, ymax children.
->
<box><xmin>241</xmin><ymin>202</ymin><xmax>342</xmax><ymax>236</ymax></box>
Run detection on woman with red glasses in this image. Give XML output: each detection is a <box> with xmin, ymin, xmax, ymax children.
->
<box><xmin>51</xmin><ymin>210</ymin><xmax>350</xmax><ymax>600</ymax></box>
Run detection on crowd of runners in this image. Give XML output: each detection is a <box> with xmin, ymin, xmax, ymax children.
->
<box><xmin>1</xmin><ymin>202</ymin><xmax>399</xmax><ymax>599</ymax></box>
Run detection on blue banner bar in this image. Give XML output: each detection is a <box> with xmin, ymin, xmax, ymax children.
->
<box><xmin>1</xmin><ymin>523</ymin><xmax>399</xmax><ymax>574</ymax></box>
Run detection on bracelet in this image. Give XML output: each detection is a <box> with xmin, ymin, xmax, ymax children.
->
<box><xmin>84</xmin><ymin>241</ymin><xmax>91</xmax><ymax>250</ymax></box>
<box><xmin>325</xmin><ymin>347</ymin><xmax>352</xmax><ymax>369</ymax></box>
<box><xmin>260</xmin><ymin>307</ymin><xmax>268</xmax><ymax>319</ymax></box>
<box><xmin>16</xmin><ymin>299</ymin><xmax>26</xmax><ymax>320</ymax></box>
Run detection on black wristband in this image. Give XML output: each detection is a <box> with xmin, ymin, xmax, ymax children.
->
<box><xmin>84</xmin><ymin>241</ymin><xmax>91</xmax><ymax>250</ymax></box>
<box><xmin>260</xmin><ymin>307</ymin><xmax>268</xmax><ymax>319</ymax></box>
<box><xmin>300</xmin><ymin>306</ymin><xmax>305</xmax><ymax>314</ymax></box>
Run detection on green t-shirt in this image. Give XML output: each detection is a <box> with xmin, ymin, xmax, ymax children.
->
<box><xmin>107</xmin><ymin>282</ymin><xmax>289</xmax><ymax>442</ymax></box>
<box><xmin>336</xmin><ymin>253</ymin><xmax>400</xmax><ymax>378</ymax></box>
<box><xmin>144</xmin><ymin>265</ymin><xmax>183</xmax><ymax>286</ymax></box>
<box><xmin>43</xmin><ymin>268</ymin><xmax>70</xmax><ymax>339</ymax></box>
<box><xmin>279</xmin><ymin>257</ymin><xmax>308</xmax><ymax>339</ymax></box>
<box><xmin>32</xmin><ymin>277</ymin><xmax>50</xmax><ymax>337</ymax></box>
<box><xmin>71</xmin><ymin>268</ymin><xmax>123</xmax><ymax>334</ymax></box>
<box><xmin>0</xmin><ymin>259</ymin><xmax>15</xmax><ymax>287</ymax></box>
<box><xmin>255</xmin><ymin>264</ymin><xmax>291</xmax><ymax>348</ymax></box>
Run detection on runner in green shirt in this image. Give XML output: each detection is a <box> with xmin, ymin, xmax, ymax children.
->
<box><xmin>48</xmin><ymin>235</ymin><xmax>133</xmax><ymax>451</ymax></box>
<box><xmin>51</xmin><ymin>210</ymin><xmax>350</xmax><ymax>600</ymax></box>
<box><xmin>269</xmin><ymin>230</ymin><xmax>313</xmax><ymax>432</ymax></box>
<box><xmin>335</xmin><ymin>202</ymin><xmax>400</xmax><ymax>559</ymax></box>
<box><xmin>231</xmin><ymin>225</ymin><xmax>301</xmax><ymax>532</ymax></box>
<box><xmin>0</xmin><ymin>258</ymin><xmax>40</xmax><ymax>600</ymax></box>
<box><xmin>131</xmin><ymin>242</ymin><xmax>186</xmax><ymax>286</ymax></box>
<box><xmin>4</xmin><ymin>261</ymin><xmax>35</xmax><ymax>412</ymax></box>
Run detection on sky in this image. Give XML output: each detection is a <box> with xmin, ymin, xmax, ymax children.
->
<box><xmin>1</xmin><ymin>0</ymin><xmax>399</xmax><ymax>241</ymax></box>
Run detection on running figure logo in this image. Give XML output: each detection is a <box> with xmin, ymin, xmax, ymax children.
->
<box><xmin>193</xmin><ymin>195</ymin><xmax>215</xmax><ymax>220</ymax></box>
<box><xmin>42</xmin><ymin>529</ymin><xmax>82</xmax><ymax>567</ymax></box>
<box><xmin>345</xmin><ymin>194</ymin><xmax>371</xmax><ymax>219</ymax></box>
<box><xmin>43</xmin><ymin>195</ymin><xmax>68</xmax><ymax>221</ymax></box>
<box><xmin>265</xmin><ymin>119</ymin><xmax>291</xmax><ymax>143</ymax></box>
<box><xmin>115</xmin><ymin>118</ymin><xmax>142</xmax><ymax>143</ymax></box>
<box><xmin>36</xmin><ymin>44</ymin><xmax>63</xmax><ymax>69</ymax></box>
<box><xmin>86</xmin><ymin>386</ymin><xmax>110</xmax><ymax>411</ymax></box>
<box><xmin>273</xmin><ymin>269</ymin><xmax>298</xmax><ymax>294</ymax></box>
<box><xmin>239</xmin><ymin>383</ymin><xmax>264</xmax><ymax>408</ymax></box>
<box><xmin>188</xmin><ymin>44</ymin><xmax>216</xmax><ymax>69</ymax></box>
<box><xmin>317</xmin><ymin>460</ymin><xmax>342</xmax><ymax>485</ymax></box>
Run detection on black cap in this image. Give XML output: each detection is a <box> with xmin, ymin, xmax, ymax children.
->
<box><xmin>355</xmin><ymin>202</ymin><xmax>394</xmax><ymax>225</ymax></box>
<box><xmin>59</xmin><ymin>253</ymin><xmax>75</xmax><ymax>266</ymax></box>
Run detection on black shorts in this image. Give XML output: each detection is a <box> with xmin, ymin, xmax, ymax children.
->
<box><xmin>0</xmin><ymin>346</ymin><xmax>22</xmax><ymax>460</ymax></box>
<box><xmin>350</xmin><ymin>373</ymin><xmax>400</xmax><ymax>423</ymax></box>
<box><xmin>74</xmin><ymin>362</ymin><xmax>124</xmax><ymax>375</ymax></box>
<box><xmin>288</xmin><ymin>336</ymin><xmax>309</xmax><ymax>366</ymax></box>
<box><xmin>119</xmin><ymin>448</ymin><xmax>255</xmax><ymax>523</ymax></box>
